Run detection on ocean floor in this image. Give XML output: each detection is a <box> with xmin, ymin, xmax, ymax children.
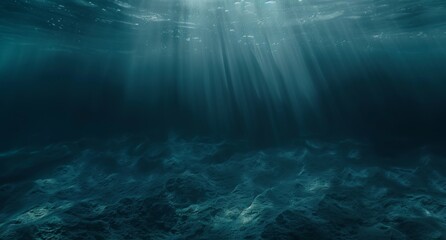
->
<box><xmin>1</xmin><ymin>137</ymin><xmax>446</xmax><ymax>239</ymax></box>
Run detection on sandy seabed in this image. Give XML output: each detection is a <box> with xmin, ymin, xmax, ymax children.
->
<box><xmin>1</xmin><ymin>137</ymin><xmax>445</xmax><ymax>239</ymax></box>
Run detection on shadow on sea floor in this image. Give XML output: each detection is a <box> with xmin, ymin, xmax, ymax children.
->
<box><xmin>1</xmin><ymin>136</ymin><xmax>446</xmax><ymax>239</ymax></box>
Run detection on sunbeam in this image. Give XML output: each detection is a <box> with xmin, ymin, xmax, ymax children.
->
<box><xmin>1</xmin><ymin>0</ymin><xmax>446</xmax><ymax>239</ymax></box>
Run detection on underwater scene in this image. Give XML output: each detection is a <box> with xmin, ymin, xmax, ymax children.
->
<box><xmin>1</xmin><ymin>0</ymin><xmax>446</xmax><ymax>239</ymax></box>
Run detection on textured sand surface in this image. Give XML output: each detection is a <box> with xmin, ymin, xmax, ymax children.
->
<box><xmin>1</xmin><ymin>137</ymin><xmax>445</xmax><ymax>239</ymax></box>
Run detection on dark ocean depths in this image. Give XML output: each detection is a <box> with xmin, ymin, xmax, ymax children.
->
<box><xmin>1</xmin><ymin>0</ymin><xmax>446</xmax><ymax>239</ymax></box>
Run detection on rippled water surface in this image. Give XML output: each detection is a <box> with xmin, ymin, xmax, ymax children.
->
<box><xmin>1</xmin><ymin>0</ymin><xmax>446</xmax><ymax>239</ymax></box>
<box><xmin>1</xmin><ymin>0</ymin><xmax>446</xmax><ymax>143</ymax></box>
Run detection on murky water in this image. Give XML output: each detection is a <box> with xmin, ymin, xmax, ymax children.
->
<box><xmin>1</xmin><ymin>0</ymin><xmax>446</xmax><ymax>239</ymax></box>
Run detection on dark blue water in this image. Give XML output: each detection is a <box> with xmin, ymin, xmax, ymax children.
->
<box><xmin>1</xmin><ymin>0</ymin><xmax>446</xmax><ymax>239</ymax></box>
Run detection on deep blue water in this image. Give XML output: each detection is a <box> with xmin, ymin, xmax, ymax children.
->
<box><xmin>1</xmin><ymin>0</ymin><xmax>446</xmax><ymax>239</ymax></box>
